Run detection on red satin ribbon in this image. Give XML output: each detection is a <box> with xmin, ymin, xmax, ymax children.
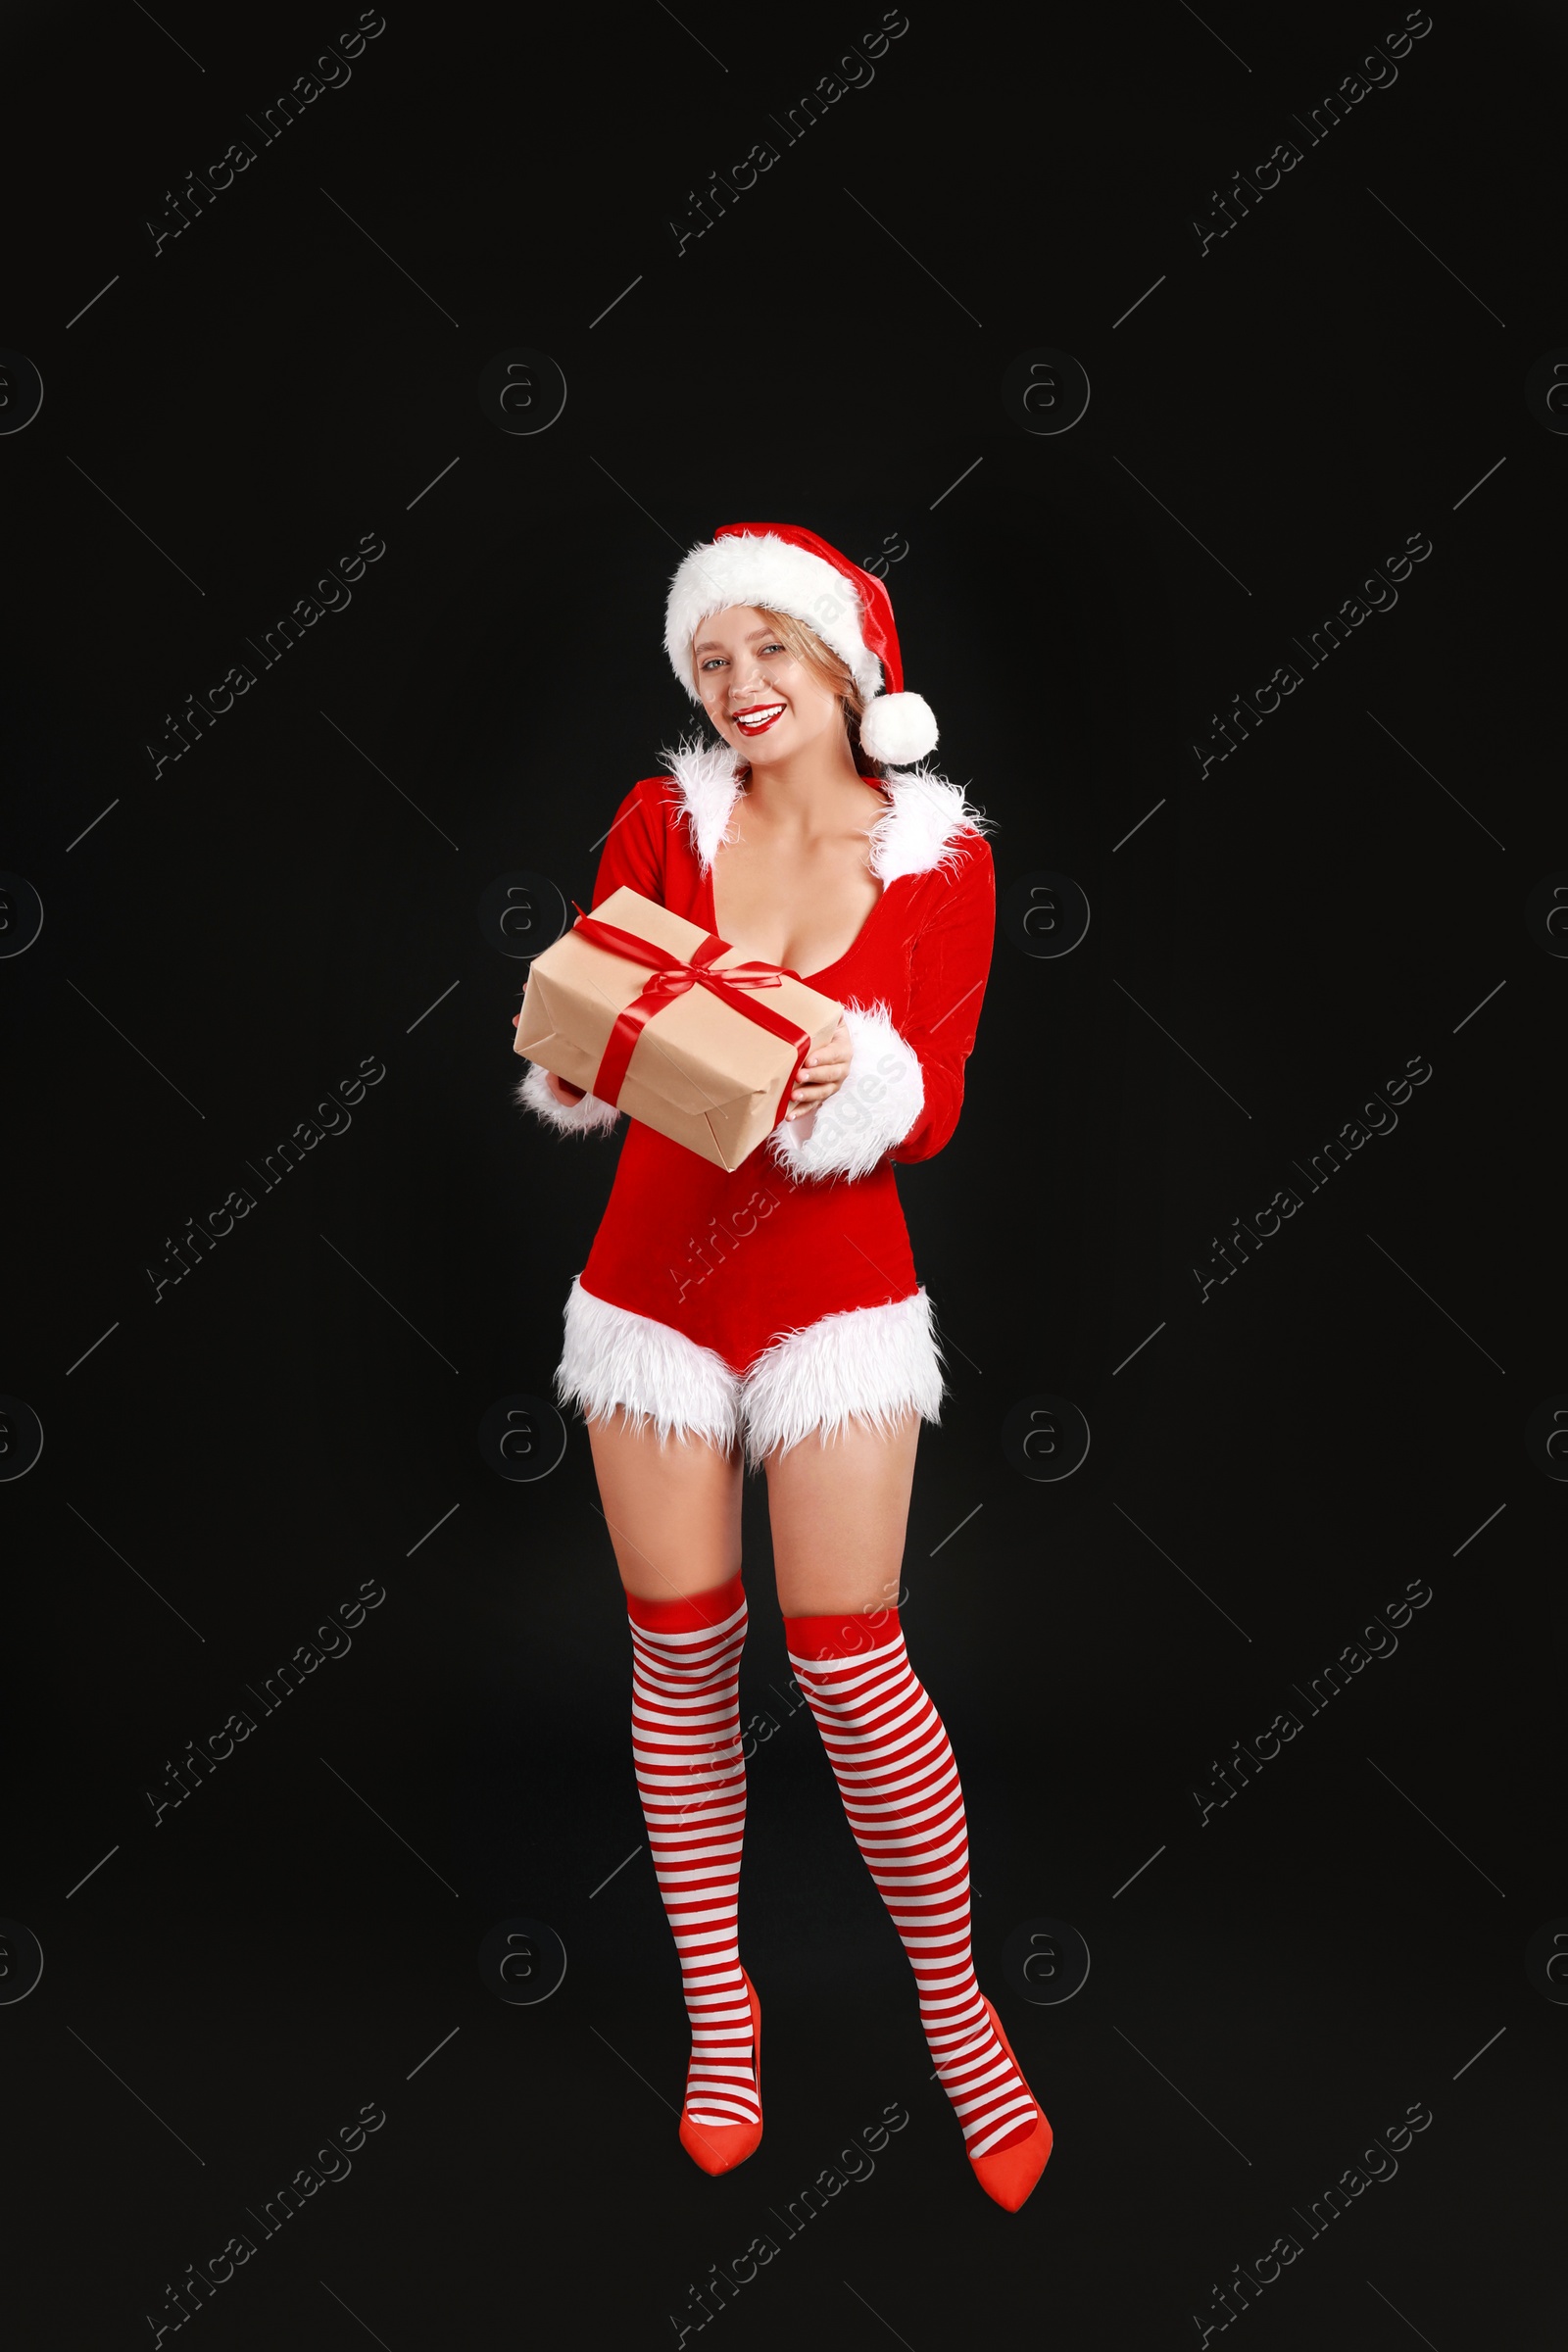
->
<box><xmin>569</xmin><ymin>905</ymin><xmax>814</xmax><ymax>1126</ymax></box>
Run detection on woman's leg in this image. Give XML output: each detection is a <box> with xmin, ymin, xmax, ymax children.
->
<box><xmin>764</xmin><ymin>1409</ymin><xmax>918</xmax><ymax>1619</ymax></box>
<box><xmin>586</xmin><ymin>1409</ymin><xmax>761</xmax><ymax>2163</ymax></box>
<box><xmin>763</xmin><ymin>1415</ymin><xmax>1047</xmax><ymax>2181</ymax></box>
<box><xmin>587</xmin><ymin>1404</ymin><xmax>743</xmax><ymax>1601</ymax></box>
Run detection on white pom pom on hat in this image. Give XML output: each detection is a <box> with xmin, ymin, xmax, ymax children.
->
<box><xmin>858</xmin><ymin>688</ymin><xmax>938</xmax><ymax>765</ymax></box>
<box><xmin>663</xmin><ymin>520</ymin><xmax>940</xmax><ymax>764</ymax></box>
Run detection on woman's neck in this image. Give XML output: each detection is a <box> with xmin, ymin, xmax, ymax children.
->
<box><xmin>739</xmin><ymin>733</ymin><xmax>876</xmax><ymax>833</ymax></box>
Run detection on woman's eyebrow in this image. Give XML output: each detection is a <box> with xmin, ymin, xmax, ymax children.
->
<box><xmin>694</xmin><ymin>625</ymin><xmax>779</xmax><ymax>654</ymax></box>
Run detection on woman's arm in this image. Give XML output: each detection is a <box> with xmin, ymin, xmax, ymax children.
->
<box><xmin>767</xmin><ymin>836</ymin><xmax>996</xmax><ymax>1180</ymax></box>
<box><xmin>514</xmin><ymin>780</ymin><xmax>666</xmax><ymax>1132</ymax></box>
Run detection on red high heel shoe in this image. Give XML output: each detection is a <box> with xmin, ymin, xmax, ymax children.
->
<box><xmin>967</xmin><ymin>1996</ymin><xmax>1053</xmax><ymax>2211</ymax></box>
<box><xmin>678</xmin><ymin>1970</ymin><xmax>762</xmax><ymax>2176</ymax></box>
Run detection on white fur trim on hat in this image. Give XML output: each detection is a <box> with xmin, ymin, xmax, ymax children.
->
<box><xmin>766</xmin><ymin>1003</ymin><xmax>924</xmax><ymax>1182</ymax></box>
<box><xmin>665</xmin><ymin>533</ymin><xmax>882</xmax><ymax>703</ymax></box>
<box><xmin>739</xmin><ymin>1288</ymin><xmax>946</xmax><ymax>1465</ymax></box>
<box><xmin>859</xmin><ymin>691</ymin><xmax>938</xmax><ymax>766</ymax></box>
<box><xmin>515</xmin><ymin>1058</ymin><xmax>622</xmax><ymax>1134</ymax></box>
<box><xmin>556</xmin><ymin>1276</ymin><xmax>741</xmax><ymax>1448</ymax></box>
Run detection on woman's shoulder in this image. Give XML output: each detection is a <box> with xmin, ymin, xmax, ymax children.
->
<box><xmin>642</xmin><ymin>738</ymin><xmax>744</xmax><ymax>876</ymax></box>
<box><xmin>609</xmin><ymin>770</ymin><xmax>695</xmax><ymax>846</ymax></box>
<box><xmin>869</xmin><ymin>764</ymin><xmax>995</xmax><ymax>888</ymax></box>
<box><xmin>617</xmin><ymin>771</ymin><xmax>681</xmax><ymax>813</ymax></box>
<box><xmin>593</xmin><ymin>764</ymin><xmax>715</xmax><ymax>903</ymax></box>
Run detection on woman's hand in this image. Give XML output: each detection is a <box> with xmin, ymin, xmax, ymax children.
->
<box><xmin>786</xmin><ymin>1015</ymin><xmax>853</xmax><ymax>1119</ymax></box>
<box><xmin>513</xmin><ymin>1014</ymin><xmax>585</xmax><ymax>1104</ymax></box>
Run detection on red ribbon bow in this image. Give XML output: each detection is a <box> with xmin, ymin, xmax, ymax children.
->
<box><xmin>569</xmin><ymin>905</ymin><xmax>814</xmax><ymax>1126</ymax></box>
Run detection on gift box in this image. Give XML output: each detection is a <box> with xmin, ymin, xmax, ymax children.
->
<box><xmin>514</xmin><ymin>886</ymin><xmax>844</xmax><ymax>1170</ymax></box>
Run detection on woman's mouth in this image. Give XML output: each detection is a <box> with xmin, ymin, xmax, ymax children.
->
<box><xmin>732</xmin><ymin>702</ymin><xmax>786</xmax><ymax>737</ymax></box>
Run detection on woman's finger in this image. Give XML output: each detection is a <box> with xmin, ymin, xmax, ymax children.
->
<box><xmin>786</xmin><ymin>1017</ymin><xmax>854</xmax><ymax>1114</ymax></box>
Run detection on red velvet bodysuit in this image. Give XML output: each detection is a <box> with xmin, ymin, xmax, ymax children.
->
<box><xmin>581</xmin><ymin>770</ymin><xmax>990</xmax><ymax>1362</ymax></box>
<box><xmin>517</xmin><ymin>746</ymin><xmax>996</xmax><ymax>1457</ymax></box>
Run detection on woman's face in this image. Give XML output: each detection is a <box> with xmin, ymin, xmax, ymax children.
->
<box><xmin>692</xmin><ymin>606</ymin><xmax>847</xmax><ymax>765</ymax></box>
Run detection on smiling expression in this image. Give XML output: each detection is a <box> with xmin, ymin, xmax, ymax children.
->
<box><xmin>692</xmin><ymin>606</ymin><xmax>850</xmax><ymax>765</ymax></box>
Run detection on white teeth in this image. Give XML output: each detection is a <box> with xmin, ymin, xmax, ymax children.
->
<box><xmin>735</xmin><ymin>705</ymin><xmax>784</xmax><ymax>728</ymax></box>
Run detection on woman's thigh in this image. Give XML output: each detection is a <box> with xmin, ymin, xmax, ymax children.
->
<box><xmin>586</xmin><ymin>1407</ymin><xmax>744</xmax><ymax>1601</ymax></box>
<box><xmin>761</xmin><ymin>1412</ymin><xmax>920</xmax><ymax>1618</ymax></box>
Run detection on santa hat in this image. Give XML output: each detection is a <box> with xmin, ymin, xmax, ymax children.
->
<box><xmin>663</xmin><ymin>521</ymin><xmax>940</xmax><ymax>766</ymax></box>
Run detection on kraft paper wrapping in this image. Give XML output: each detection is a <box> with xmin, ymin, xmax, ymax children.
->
<box><xmin>514</xmin><ymin>886</ymin><xmax>843</xmax><ymax>1170</ymax></box>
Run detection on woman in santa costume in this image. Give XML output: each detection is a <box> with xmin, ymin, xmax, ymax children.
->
<box><xmin>513</xmin><ymin>523</ymin><xmax>1052</xmax><ymax>2211</ymax></box>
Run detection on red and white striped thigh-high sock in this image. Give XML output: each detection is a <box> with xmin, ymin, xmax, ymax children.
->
<box><xmin>785</xmin><ymin>1604</ymin><xmax>1051</xmax><ymax>2204</ymax></box>
<box><xmin>626</xmin><ymin>1573</ymin><xmax>761</xmax><ymax>2171</ymax></box>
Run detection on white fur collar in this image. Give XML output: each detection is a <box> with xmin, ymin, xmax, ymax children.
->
<box><xmin>658</xmin><ymin>737</ymin><xmax>992</xmax><ymax>881</ymax></box>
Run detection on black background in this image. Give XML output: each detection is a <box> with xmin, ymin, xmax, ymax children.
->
<box><xmin>3</xmin><ymin>0</ymin><xmax>1559</xmax><ymax>2344</ymax></box>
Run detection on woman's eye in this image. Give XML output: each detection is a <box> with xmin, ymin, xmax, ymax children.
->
<box><xmin>761</xmin><ymin>643</ymin><xmax>785</xmax><ymax>655</ymax></box>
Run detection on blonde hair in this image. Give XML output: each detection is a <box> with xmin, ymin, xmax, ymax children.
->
<box><xmin>696</xmin><ymin>607</ymin><xmax>882</xmax><ymax>775</ymax></box>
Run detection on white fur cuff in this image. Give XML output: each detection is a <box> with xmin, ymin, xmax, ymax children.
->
<box><xmin>515</xmin><ymin>1058</ymin><xmax>622</xmax><ymax>1135</ymax></box>
<box><xmin>765</xmin><ymin>1003</ymin><xmax>924</xmax><ymax>1183</ymax></box>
